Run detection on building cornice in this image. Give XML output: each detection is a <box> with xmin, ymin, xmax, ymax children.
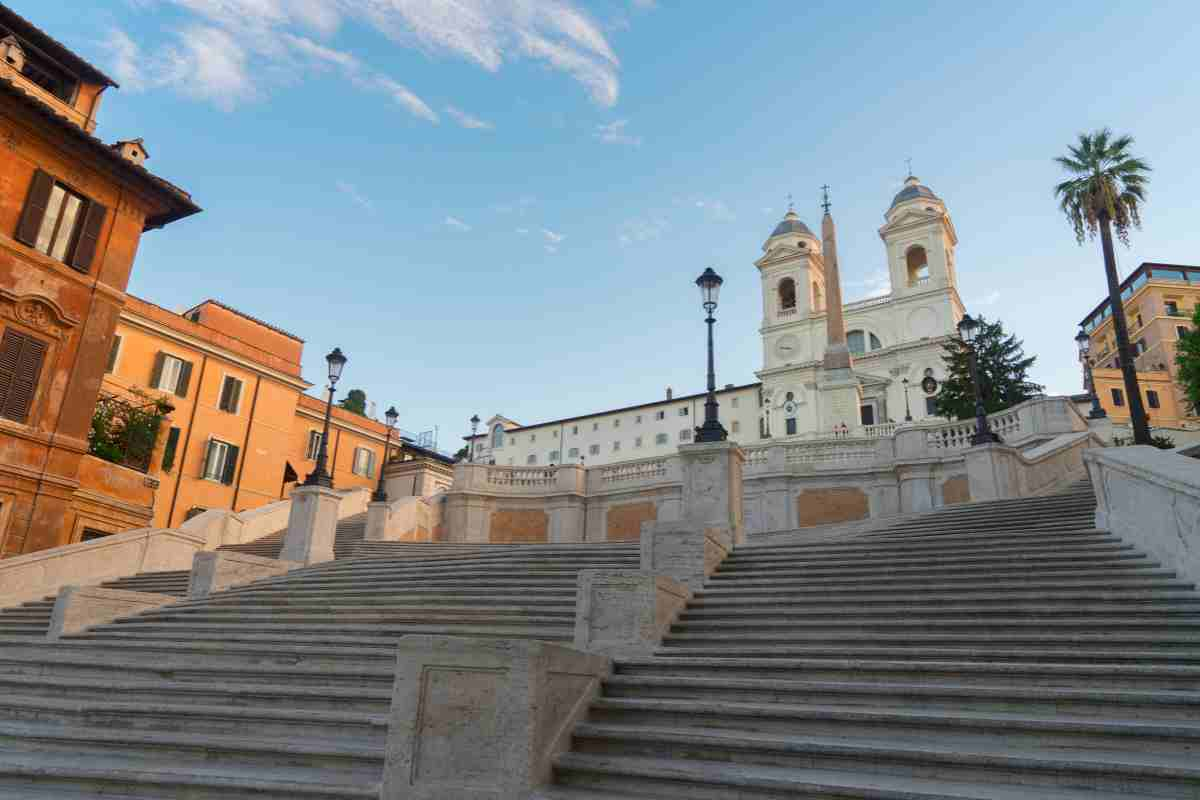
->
<box><xmin>295</xmin><ymin>404</ymin><xmax>393</xmax><ymax>447</ymax></box>
<box><xmin>118</xmin><ymin>310</ymin><xmax>313</xmax><ymax>392</ymax></box>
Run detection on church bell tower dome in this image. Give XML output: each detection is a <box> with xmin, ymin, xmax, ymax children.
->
<box><xmin>763</xmin><ymin>209</ymin><xmax>820</xmax><ymax>252</ymax></box>
<box><xmin>888</xmin><ymin>175</ymin><xmax>942</xmax><ymax>211</ymax></box>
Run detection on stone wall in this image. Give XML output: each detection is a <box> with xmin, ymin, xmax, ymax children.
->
<box><xmin>796</xmin><ymin>486</ymin><xmax>870</xmax><ymax>527</ymax></box>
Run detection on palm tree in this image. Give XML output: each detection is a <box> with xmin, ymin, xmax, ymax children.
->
<box><xmin>1055</xmin><ymin>129</ymin><xmax>1152</xmax><ymax>445</ymax></box>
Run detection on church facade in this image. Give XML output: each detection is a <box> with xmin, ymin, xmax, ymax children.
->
<box><xmin>470</xmin><ymin>176</ymin><xmax>966</xmax><ymax>469</ymax></box>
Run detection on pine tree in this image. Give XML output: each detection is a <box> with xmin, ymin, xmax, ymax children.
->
<box><xmin>338</xmin><ymin>388</ymin><xmax>368</xmax><ymax>416</ymax></box>
<box><xmin>934</xmin><ymin>317</ymin><xmax>1044</xmax><ymax>421</ymax></box>
<box><xmin>1175</xmin><ymin>306</ymin><xmax>1200</xmax><ymax>416</ymax></box>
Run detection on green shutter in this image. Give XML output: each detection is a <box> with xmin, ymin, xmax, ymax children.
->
<box><xmin>150</xmin><ymin>352</ymin><xmax>165</xmax><ymax>390</ymax></box>
<box><xmin>106</xmin><ymin>335</ymin><xmax>121</xmax><ymax>373</ymax></box>
<box><xmin>218</xmin><ymin>377</ymin><xmax>232</xmax><ymax>411</ymax></box>
<box><xmin>0</xmin><ymin>329</ymin><xmax>46</xmax><ymax>424</ymax></box>
<box><xmin>15</xmin><ymin>170</ymin><xmax>54</xmax><ymax>247</ymax></box>
<box><xmin>175</xmin><ymin>360</ymin><xmax>193</xmax><ymax>398</ymax></box>
<box><xmin>161</xmin><ymin>427</ymin><xmax>180</xmax><ymax>472</ymax></box>
<box><xmin>70</xmin><ymin>199</ymin><xmax>107</xmax><ymax>273</ymax></box>
<box><xmin>222</xmin><ymin>444</ymin><xmax>239</xmax><ymax>485</ymax></box>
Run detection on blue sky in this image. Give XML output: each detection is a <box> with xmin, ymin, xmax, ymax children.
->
<box><xmin>30</xmin><ymin>0</ymin><xmax>1200</xmax><ymax>448</ymax></box>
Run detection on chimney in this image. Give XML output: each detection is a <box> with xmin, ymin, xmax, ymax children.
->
<box><xmin>112</xmin><ymin>138</ymin><xmax>149</xmax><ymax>167</ymax></box>
<box><xmin>666</xmin><ymin>386</ymin><xmax>673</xmax><ymax>400</ymax></box>
<box><xmin>724</xmin><ymin>383</ymin><xmax>734</xmax><ymax>390</ymax></box>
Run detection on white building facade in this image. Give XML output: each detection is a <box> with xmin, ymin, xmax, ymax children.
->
<box><xmin>471</xmin><ymin>175</ymin><xmax>965</xmax><ymax>469</ymax></box>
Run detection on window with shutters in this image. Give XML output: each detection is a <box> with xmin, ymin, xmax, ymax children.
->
<box><xmin>588</xmin><ymin>444</ymin><xmax>600</xmax><ymax>456</ymax></box>
<box><xmin>679</xmin><ymin>428</ymin><xmax>692</xmax><ymax>442</ymax></box>
<box><xmin>0</xmin><ymin>327</ymin><xmax>47</xmax><ymax>424</ymax></box>
<box><xmin>161</xmin><ymin>426</ymin><xmax>181</xmax><ymax>472</ymax></box>
<box><xmin>352</xmin><ymin>446</ymin><xmax>375</xmax><ymax>477</ymax></box>
<box><xmin>1111</xmin><ymin>388</ymin><xmax>1125</xmax><ymax>407</ymax></box>
<box><xmin>201</xmin><ymin>439</ymin><xmax>238</xmax><ymax>484</ymax></box>
<box><xmin>305</xmin><ymin>430</ymin><xmax>322</xmax><ymax>460</ymax></box>
<box><xmin>218</xmin><ymin>375</ymin><xmax>243</xmax><ymax>414</ymax></box>
<box><xmin>15</xmin><ymin>171</ymin><xmax>107</xmax><ymax>272</ymax></box>
<box><xmin>655</xmin><ymin>433</ymin><xmax>668</xmax><ymax>445</ymax></box>
<box><xmin>567</xmin><ymin>447</ymin><xmax>579</xmax><ymax>458</ymax></box>
<box><xmin>151</xmin><ymin>353</ymin><xmax>192</xmax><ymax>398</ymax></box>
<box><xmin>1147</xmin><ymin>390</ymin><xmax>1161</xmax><ymax>410</ymax></box>
<box><xmin>106</xmin><ymin>335</ymin><xmax>121</xmax><ymax>374</ymax></box>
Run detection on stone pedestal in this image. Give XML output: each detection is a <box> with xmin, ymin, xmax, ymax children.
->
<box><xmin>678</xmin><ymin>440</ymin><xmax>745</xmax><ymax>544</ymax></box>
<box><xmin>279</xmin><ymin>484</ymin><xmax>341</xmax><ymax>565</ymax></box>
<box><xmin>188</xmin><ymin>551</ymin><xmax>300</xmax><ymax>599</ymax></box>
<box><xmin>640</xmin><ymin>521</ymin><xmax>733</xmax><ymax>592</ymax></box>
<box><xmin>48</xmin><ymin>585</ymin><xmax>175</xmax><ymax>639</ymax></box>
<box><xmin>964</xmin><ymin>442</ymin><xmax>1020</xmax><ymax>502</ymax></box>
<box><xmin>381</xmin><ymin>636</ymin><xmax>610</xmax><ymax>800</ymax></box>
<box><xmin>818</xmin><ymin>375</ymin><xmax>862</xmax><ymax>435</ymax></box>
<box><xmin>574</xmin><ymin>569</ymin><xmax>691</xmax><ymax>657</ymax></box>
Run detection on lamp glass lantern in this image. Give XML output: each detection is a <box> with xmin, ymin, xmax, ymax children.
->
<box><xmin>696</xmin><ymin>267</ymin><xmax>723</xmax><ymax>311</ymax></box>
<box><xmin>326</xmin><ymin>347</ymin><xmax>348</xmax><ymax>385</ymax></box>
<box><xmin>956</xmin><ymin>313</ymin><xmax>979</xmax><ymax>344</ymax></box>
<box><xmin>1074</xmin><ymin>329</ymin><xmax>1091</xmax><ymax>357</ymax></box>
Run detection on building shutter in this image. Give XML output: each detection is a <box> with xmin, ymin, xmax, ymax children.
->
<box><xmin>175</xmin><ymin>360</ymin><xmax>193</xmax><ymax>398</ymax></box>
<box><xmin>150</xmin><ymin>352</ymin><xmax>165</xmax><ymax>390</ymax></box>
<box><xmin>106</xmin><ymin>335</ymin><xmax>121</xmax><ymax>373</ymax></box>
<box><xmin>15</xmin><ymin>170</ymin><xmax>54</xmax><ymax>247</ymax></box>
<box><xmin>368</xmin><ymin>450</ymin><xmax>375</xmax><ymax>478</ymax></box>
<box><xmin>161</xmin><ymin>426</ymin><xmax>180</xmax><ymax>471</ymax></box>
<box><xmin>0</xmin><ymin>329</ymin><xmax>46</xmax><ymax>424</ymax></box>
<box><xmin>218</xmin><ymin>378</ymin><xmax>233</xmax><ymax>411</ymax></box>
<box><xmin>70</xmin><ymin>200</ymin><xmax>107</xmax><ymax>272</ymax></box>
<box><xmin>222</xmin><ymin>444</ymin><xmax>239</xmax><ymax>485</ymax></box>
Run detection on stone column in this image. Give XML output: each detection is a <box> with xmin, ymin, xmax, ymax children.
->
<box><xmin>279</xmin><ymin>484</ymin><xmax>341</xmax><ymax>565</ymax></box>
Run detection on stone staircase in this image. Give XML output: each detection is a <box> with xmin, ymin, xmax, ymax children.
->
<box><xmin>0</xmin><ymin>539</ymin><xmax>638</xmax><ymax>797</ymax></box>
<box><xmin>0</xmin><ymin>513</ymin><xmax>369</xmax><ymax>639</ymax></box>
<box><xmin>540</xmin><ymin>483</ymin><xmax>1200</xmax><ymax>799</ymax></box>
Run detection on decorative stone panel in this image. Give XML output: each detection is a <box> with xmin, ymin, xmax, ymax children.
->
<box><xmin>941</xmin><ymin>474</ymin><xmax>970</xmax><ymax>505</ymax></box>
<box><xmin>605</xmin><ymin>501</ymin><xmax>657</xmax><ymax>542</ymax></box>
<box><xmin>489</xmin><ymin>509</ymin><xmax>548</xmax><ymax>543</ymax></box>
<box><xmin>796</xmin><ymin>486</ymin><xmax>869</xmax><ymax>527</ymax></box>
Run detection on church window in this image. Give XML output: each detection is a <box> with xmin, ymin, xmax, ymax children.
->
<box><xmin>527</xmin><ymin>454</ymin><xmax>537</xmax><ymax>465</ymax></box>
<box><xmin>870</xmin><ymin>333</ymin><xmax>883</xmax><ymax>350</ymax></box>
<box><xmin>785</xmin><ymin>418</ymin><xmax>797</xmax><ymax>436</ymax></box>
<box><xmin>655</xmin><ymin>433</ymin><xmax>668</xmax><ymax>445</ymax></box>
<box><xmin>847</xmin><ymin>330</ymin><xmax>865</xmax><ymax>355</ymax></box>
<box><xmin>906</xmin><ymin>246</ymin><xmax>929</xmax><ymax>285</ymax></box>
<box><xmin>778</xmin><ymin>278</ymin><xmax>797</xmax><ymax>311</ymax></box>
<box><xmin>491</xmin><ymin>425</ymin><xmax>505</xmax><ymax>448</ymax></box>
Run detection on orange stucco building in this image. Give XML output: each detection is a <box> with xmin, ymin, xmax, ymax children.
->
<box><xmin>1079</xmin><ymin>262</ymin><xmax>1199</xmax><ymax>427</ymax></box>
<box><xmin>104</xmin><ymin>296</ymin><xmax>402</xmax><ymax>529</ymax></box>
<box><xmin>0</xmin><ymin>5</ymin><xmax>199</xmax><ymax>556</ymax></box>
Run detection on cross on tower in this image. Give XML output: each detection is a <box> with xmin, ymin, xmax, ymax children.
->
<box><xmin>820</xmin><ymin>184</ymin><xmax>831</xmax><ymax>215</ymax></box>
<box><xmin>786</xmin><ymin>193</ymin><xmax>794</xmax><ymax>213</ymax></box>
<box><xmin>905</xmin><ymin>157</ymin><xmax>913</xmax><ymax>178</ymax></box>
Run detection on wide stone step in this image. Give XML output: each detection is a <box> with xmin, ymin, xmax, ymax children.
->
<box><xmin>569</xmin><ymin>723</ymin><xmax>1200</xmax><ymax>796</ymax></box>
<box><xmin>135</xmin><ymin>605</ymin><xmax>576</xmax><ymax>622</ymax></box>
<box><xmin>654</xmin><ymin>642</ymin><xmax>1200</xmax><ymax>663</ymax></box>
<box><xmin>601</xmin><ymin>675</ymin><xmax>1200</xmax><ymax>720</ymax></box>
<box><xmin>736</xmin><ymin>532</ymin><xmax>1120</xmax><ymax>560</ymax></box>
<box><xmin>708</xmin><ymin>555</ymin><xmax>1158</xmax><ymax>581</ymax></box>
<box><xmin>698</xmin><ymin>572</ymin><xmax>1189</xmax><ymax>595</ymax></box>
<box><xmin>685</xmin><ymin>596</ymin><xmax>1200</xmax><ymax>615</ymax></box>
<box><xmin>76</xmin><ymin>622</ymin><xmax>574</xmax><ymax>646</ymax></box>
<box><xmin>0</xmin><ymin>695</ymin><xmax>387</xmax><ymax>741</ymax></box>
<box><xmin>693</xmin><ymin>582</ymin><xmax>1199</xmax><ymax>603</ymax></box>
<box><xmin>672</xmin><ymin>615</ymin><xmax>1200</xmax><ymax>633</ymax></box>
<box><xmin>0</xmin><ymin>673</ymin><xmax>391</xmax><ymax>713</ymax></box>
<box><xmin>585</xmin><ymin>697</ymin><xmax>1200</xmax><ymax>754</ymax></box>
<box><xmin>0</xmin><ymin>732</ymin><xmax>380</xmax><ymax>798</ymax></box>
<box><xmin>724</xmin><ymin>539</ymin><xmax>1132</xmax><ymax>567</ymax></box>
<box><xmin>171</xmin><ymin>592</ymin><xmax>577</xmax><ymax>609</ymax></box>
<box><xmin>549</xmin><ymin>753</ymin><xmax>1142</xmax><ymax>800</ymax></box>
<box><xmin>0</xmin><ymin>636</ymin><xmax>399</xmax><ymax>668</ymax></box>
<box><xmin>615</xmin><ymin>657</ymin><xmax>1200</xmax><ymax>690</ymax></box>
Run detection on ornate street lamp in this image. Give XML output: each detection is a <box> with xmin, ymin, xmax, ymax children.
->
<box><xmin>1075</xmin><ymin>329</ymin><xmax>1107</xmax><ymax>420</ymax></box>
<box><xmin>694</xmin><ymin>267</ymin><xmax>728</xmax><ymax>443</ymax></box>
<box><xmin>956</xmin><ymin>314</ymin><xmax>1000</xmax><ymax>445</ymax></box>
<box><xmin>468</xmin><ymin>414</ymin><xmax>480</xmax><ymax>463</ymax></box>
<box><xmin>372</xmin><ymin>406</ymin><xmax>400</xmax><ymax>502</ymax></box>
<box><xmin>303</xmin><ymin>347</ymin><xmax>347</xmax><ymax>488</ymax></box>
<box><xmin>901</xmin><ymin>377</ymin><xmax>913</xmax><ymax>422</ymax></box>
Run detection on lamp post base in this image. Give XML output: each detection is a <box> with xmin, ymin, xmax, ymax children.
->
<box><xmin>302</xmin><ymin>471</ymin><xmax>333</xmax><ymax>489</ymax></box>
<box><xmin>971</xmin><ymin>430</ymin><xmax>1002</xmax><ymax>446</ymax></box>
<box><xmin>694</xmin><ymin>420</ymin><xmax>728</xmax><ymax>443</ymax></box>
<box><xmin>1088</xmin><ymin>409</ymin><xmax>1108</xmax><ymax>420</ymax></box>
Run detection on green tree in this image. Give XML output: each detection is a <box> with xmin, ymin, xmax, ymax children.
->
<box><xmin>934</xmin><ymin>317</ymin><xmax>1044</xmax><ymax>421</ymax></box>
<box><xmin>1176</xmin><ymin>305</ymin><xmax>1200</xmax><ymax>416</ymax></box>
<box><xmin>338</xmin><ymin>388</ymin><xmax>368</xmax><ymax>416</ymax></box>
<box><xmin>1054</xmin><ymin>128</ymin><xmax>1152</xmax><ymax>444</ymax></box>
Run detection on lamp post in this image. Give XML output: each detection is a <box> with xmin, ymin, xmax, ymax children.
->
<box><xmin>694</xmin><ymin>267</ymin><xmax>728</xmax><ymax>443</ymax></box>
<box><xmin>956</xmin><ymin>314</ymin><xmax>1000</xmax><ymax>445</ymax></box>
<box><xmin>468</xmin><ymin>414</ymin><xmax>480</xmax><ymax>463</ymax></box>
<box><xmin>303</xmin><ymin>347</ymin><xmax>347</xmax><ymax>488</ymax></box>
<box><xmin>1075</xmin><ymin>329</ymin><xmax>1107</xmax><ymax>420</ymax></box>
<box><xmin>372</xmin><ymin>406</ymin><xmax>399</xmax><ymax>502</ymax></box>
<box><xmin>901</xmin><ymin>377</ymin><xmax>913</xmax><ymax>422</ymax></box>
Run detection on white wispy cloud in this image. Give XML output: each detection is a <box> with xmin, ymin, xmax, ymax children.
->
<box><xmin>445</xmin><ymin>216</ymin><xmax>472</xmax><ymax>231</ymax></box>
<box><xmin>445</xmin><ymin>106</ymin><xmax>495</xmax><ymax>130</ymax></box>
<box><xmin>618</xmin><ymin>216</ymin><xmax>668</xmax><ymax>245</ymax></box>
<box><xmin>107</xmin><ymin>0</ymin><xmax>622</xmax><ymax>113</ymax></box>
<box><xmin>595</xmin><ymin>119</ymin><xmax>641</xmax><ymax>146</ymax></box>
<box><xmin>336</xmin><ymin>181</ymin><xmax>374</xmax><ymax>213</ymax></box>
<box><xmin>542</xmin><ymin>228</ymin><xmax>566</xmax><ymax>243</ymax></box>
<box><xmin>694</xmin><ymin>199</ymin><xmax>735</xmax><ymax>222</ymax></box>
<box><xmin>515</xmin><ymin>227</ymin><xmax>530</xmax><ymax>234</ymax></box>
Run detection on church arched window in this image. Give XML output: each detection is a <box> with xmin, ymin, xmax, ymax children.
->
<box><xmin>906</xmin><ymin>246</ymin><xmax>930</xmax><ymax>285</ymax></box>
<box><xmin>847</xmin><ymin>330</ymin><xmax>883</xmax><ymax>355</ymax></box>
<box><xmin>870</xmin><ymin>333</ymin><xmax>883</xmax><ymax>350</ymax></box>
<box><xmin>778</xmin><ymin>278</ymin><xmax>796</xmax><ymax>311</ymax></box>
<box><xmin>491</xmin><ymin>424</ymin><xmax>504</xmax><ymax>448</ymax></box>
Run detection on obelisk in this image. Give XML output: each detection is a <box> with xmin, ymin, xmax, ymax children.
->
<box><xmin>816</xmin><ymin>186</ymin><xmax>862</xmax><ymax>432</ymax></box>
